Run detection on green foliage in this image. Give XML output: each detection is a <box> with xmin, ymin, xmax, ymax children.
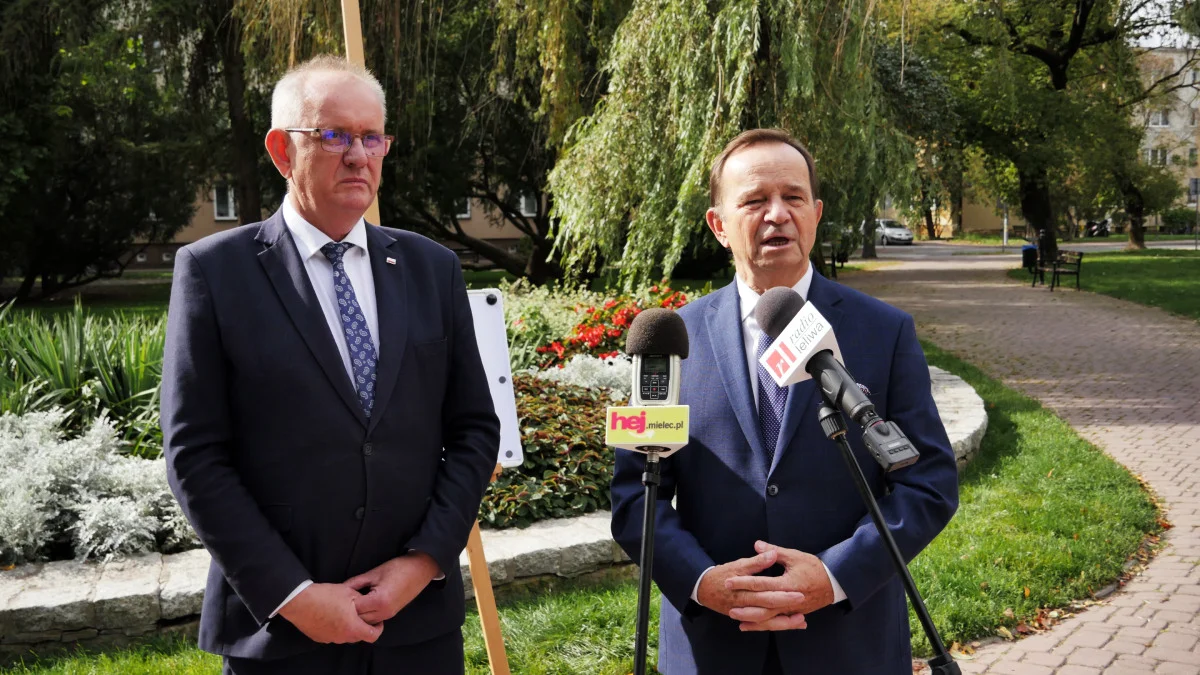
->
<box><xmin>0</xmin><ymin>304</ymin><xmax>165</xmax><ymax>457</ymax></box>
<box><xmin>480</xmin><ymin>374</ymin><xmax>612</xmax><ymax>528</ymax></box>
<box><xmin>1160</xmin><ymin>206</ymin><xmax>1198</xmax><ymax>234</ymax></box>
<box><xmin>549</xmin><ymin>0</ymin><xmax>906</xmax><ymax>287</ymax></box>
<box><xmin>0</xmin><ymin>1</ymin><xmax>206</xmax><ymax>300</ymax></box>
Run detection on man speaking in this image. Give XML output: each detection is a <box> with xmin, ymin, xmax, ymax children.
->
<box><xmin>610</xmin><ymin>129</ymin><xmax>959</xmax><ymax>674</ymax></box>
<box><xmin>161</xmin><ymin>56</ymin><xmax>499</xmax><ymax>674</ymax></box>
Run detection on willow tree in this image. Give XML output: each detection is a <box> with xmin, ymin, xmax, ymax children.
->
<box><xmin>548</xmin><ymin>0</ymin><xmax>914</xmax><ymax>286</ymax></box>
<box><xmin>237</xmin><ymin>0</ymin><xmax>626</xmax><ymax>283</ymax></box>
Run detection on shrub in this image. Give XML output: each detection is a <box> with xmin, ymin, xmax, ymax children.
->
<box><xmin>532</xmin><ymin>354</ymin><xmax>634</xmax><ymax>402</ymax></box>
<box><xmin>480</xmin><ymin>374</ymin><xmax>613</xmax><ymax>528</ymax></box>
<box><xmin>0</xmin><ymin>409</ymin><xmax>196</xmax><ymax>565</ymax></box>
<box><xmin>536</xmin><ymin>284</ymin><xmax>690</xmax><ymax>367</ymax></box>
<box><xmin>502</xmin><ymin>280</ymin><xmax>606</xmax><ymax>370</ymax></box>
<box><xmin>1160</xmin><ymin>206</ymin><xmax>1196</xmax><ymax>234</ymax></box>
<box><xmin>0</xmin><ymin>303</ymin><xmax>164</xmax><ymax>457</ymax></box>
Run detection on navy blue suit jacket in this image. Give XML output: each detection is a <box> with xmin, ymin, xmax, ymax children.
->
<box><xmin>611</xmin><ymin>272</ymin><xmax>959</xmax><ymax>674</ymax></box>
<box><xmin>161</xmin><ymin>210</ymin><xmax>500</xmax><ymax>661</ymax></box>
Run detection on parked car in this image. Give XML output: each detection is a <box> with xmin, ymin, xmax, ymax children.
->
<box><xmin>868</xmin><ymin>219</ymin><xmax>914</xmax><ymax>245</ymax></box>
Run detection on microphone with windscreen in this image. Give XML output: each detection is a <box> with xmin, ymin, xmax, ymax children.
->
<box><xmin>626</xmin><ymin>308</ymin><xmax>689</xmax><ymax>406</ymax></box>
<box><xmin>611</xmin><ymin>307</ymin><xmax>691</xmax><ymax>675</ymax></box>
<box><xmin>755</xmin><ymin>287</ymin><xmax>919</xmax><ymax>472</ymax></box>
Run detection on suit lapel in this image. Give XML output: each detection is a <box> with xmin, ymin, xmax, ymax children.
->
<box><xmin>770</xmin><ymin>271</ymin><xmax>844</xmax><ymax>475</ymax></box>
<box><xmin>364</xmin><ymin>224</ymin><xmax>407</xmax><ymax>435</ymax></box>
<box><xmin>256</xmin><ymin>211</ymin><xmax>368</xmax><ymax>427</ymax></box>
<box><xmin>705</xmin><ymin>284</ymin><xmax>771</xmax><ymax>479</ymax></box>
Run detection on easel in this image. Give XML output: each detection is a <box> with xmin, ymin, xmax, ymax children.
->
<box><xmin>340</xmin><ymin>4</ymin><xmax>510</xmax><ymax>673</ymax></box>
<box><xmin>464</xmin><ymin>464</ymin><xmax>511</xmax><ymax>675</ymax></box>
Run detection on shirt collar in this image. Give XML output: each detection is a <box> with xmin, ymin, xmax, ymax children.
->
<box><xmin>282</xmin><ymin>195</ymin><xmax>369</xmax><ymax>260</ymax></box>
<box><xmin>736</xmin><ymin>264</ymin><xmax>814</xmax><ymax>324</ymax></box>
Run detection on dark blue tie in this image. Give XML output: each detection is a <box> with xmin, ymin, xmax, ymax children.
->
<box><xmin>320</xmin><ymin>242</ymin><xmax>378</xmax><ymax>418</ymax></box>
<box><xmin>756</xmin><ymin>331</ymin><xmax>787</xmax><ymax>469</ymax></box>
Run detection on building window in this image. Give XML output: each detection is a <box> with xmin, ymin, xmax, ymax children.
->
<box><xmin>1149</xmin><ymin>109</ymin><xmax>1170</xmax><ymax>127</ymax></box>
<box><xmin>1191</xmin><ymin>109</ymin><xmax>1198</xmax><ymax>127</ymax></box>
<box><xmin>1191</xmin><ymin>148</ymin><xmax>1198</xmax><ymax>166</ymax></box>
<box><xmin>135</xmin><ymin>252</ymin><xmax>147</xmax><ymax>263</ymax></box>
<box><xmin>518</xmin><ymin>192</ymin><xmax>538</xmax><ymax>217</ymax></box>
<box><xmin>1146</xmin><ymin>147</ymin><xmax>1169</xmax><ymax>165</ymax></box>
<box><xmin>455</xmin><ymin>198</ymin><xmax>471</xmax><ymax>220</ymax></box>
<box><xmin>161</xmin><ymin>252</ymin><xmax>174</xmax><ymax>263</ymax></box>
<box><xmin>213</xmin><ymin>183</ymin><xmax>237</xmax><ymax>221</ymax></box>
<box><xmin>1190</xmin><ymin>178</ymin><xmax>1200</xmax><ymax>204</ymax></box>
<box><xmin>1192</xmin><ymin>70</ymin><xmax>1199</xmax><ymax>85</ymax></box>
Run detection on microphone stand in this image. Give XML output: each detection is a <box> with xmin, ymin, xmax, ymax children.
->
<box><xmin>633</xmin><ymin>447</ymin><xmax>663</xmax><ymax>675</ymax></box>
<box><xmin>816</xmin><ymin>403</ymin><xmax>961</xmax><ymax>675</ymax></box>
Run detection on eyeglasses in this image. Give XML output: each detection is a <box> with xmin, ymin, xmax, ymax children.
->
<box><xmin>284</xmin><ymin>128</ymin><xmax>394</xmax><ymax>157</ymax></box>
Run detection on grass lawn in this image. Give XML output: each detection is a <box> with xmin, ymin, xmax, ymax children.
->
<box><xmin>1005</xmin><ymin>249</ymin><xmax>1200</xmax><ymax>321</ymax></box>
<box><xmin>0</xmin><ymin>340</ymin><xmax>1158</xmax><ymax>673</ymax></box>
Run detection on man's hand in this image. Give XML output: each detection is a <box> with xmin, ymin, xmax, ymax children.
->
<box><xmin>697</xmin><ymin>548</ymin><xmax>808</xmax><ymax>628</ymax></box>
<box><xmin>277</xmin><ymin>583</ymin><xmax>383</xmax><ymax>644</ymax></box>
<box><xmin>345</xmin><ymin>551</ymin><xmax>441</xmax><ymax>625</ymax></box>
<box><xmin>725</xmin><ymin>540</ymin><xmax>836</xmax><ymax>631</ymax></box>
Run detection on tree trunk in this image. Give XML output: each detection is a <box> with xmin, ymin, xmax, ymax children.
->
<box><xmin>923</xmin><ymin>207</ymin><xmax>936</xmax><ymax>239</ymax></box>
<box><xmin>216</xmin><ymin>1</ymin><xmax>262</xmax><ymax>224</ymax></box>
<box><xmin>15</xmin><ymin>270</ymin><xmax>36</xmax><ymax>302</ymax></box>
<box><xmin>1018</xmin><ymin>167</ymin><xmax>1057</xmax><ymax>261</ymax></box>
<box><xmin>1116</xmin><ymin>177</ymin><xmax>1147</xmax><ymax>250</ymax></box>
<box><xmin>524</xmin><ymin>241</ymin><xmax>563</xmax><ymax>285</ymax></box>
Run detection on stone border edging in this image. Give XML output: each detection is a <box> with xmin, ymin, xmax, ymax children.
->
<box><xmin>0</xmin><ymin>367</ymin><xmax>986</xmax><ymax>658</ymax></box>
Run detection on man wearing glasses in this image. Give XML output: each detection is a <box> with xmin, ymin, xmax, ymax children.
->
<box><xmin>161</xmin><ymin>55</ymin><xmax>500</xmax><ymax>674</ymax></box>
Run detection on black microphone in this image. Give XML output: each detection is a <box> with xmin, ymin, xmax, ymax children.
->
<box><xmin>755</xmin><ymin>287</ymin><xmax>919</xmax><ymax>471</ymax></box>
<box><xmin>626</xmin><ymin>308</ymin><xmax>689</xmax><ymax>406</ymax></box>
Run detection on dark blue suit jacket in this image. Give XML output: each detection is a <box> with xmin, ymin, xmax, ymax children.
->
<box><xmin>611</xmin><ymin>272</ymin><xmax>959</xmax><ymax>674</ymax></box>
<box><xmin>161</xmin><ymin>210</ymin><xmax>500</xmax><ymax>662</ymax></box>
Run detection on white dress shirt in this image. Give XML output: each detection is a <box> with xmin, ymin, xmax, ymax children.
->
<box><xmin>269</xmin><ymin>196</ymin><xmax>380</xmax><ymax>618</ymax></box>
<box><xmin>690</xmin><ymin>265</ymin><xmax>848</xmax><ymax>608</ymax></box>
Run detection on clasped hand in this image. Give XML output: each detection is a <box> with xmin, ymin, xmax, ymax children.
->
<box><xmin>697</xmin><ymin>541</ymin><xmax>835</xmax><ymax>631</ymax></box>
<box><xmin>278</xmin><ymin>551</ymin><xmax>441</xmax><ymax>644</ymax></box>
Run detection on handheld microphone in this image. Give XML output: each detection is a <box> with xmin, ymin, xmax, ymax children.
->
<box><xmin>605</xmin><ymin>308</ymin><xmax>690</xmax><ymax>457</ymax></box>
<box><xmin>755</xmin><ymin>287</ymin><xmax>919</xmax><ymax>472</ymax></box>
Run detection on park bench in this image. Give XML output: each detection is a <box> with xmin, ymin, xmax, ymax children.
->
<box><xmin>1031</xmin><ymin>249</ymin><xmax>1083</xmax><ymax>291</ymax></box>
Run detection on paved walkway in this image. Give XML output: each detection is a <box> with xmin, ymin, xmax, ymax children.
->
<box><xmin>841</xmin><ymin>252</ymin><xmax>1200</xmax><ymax>674</ymax></box>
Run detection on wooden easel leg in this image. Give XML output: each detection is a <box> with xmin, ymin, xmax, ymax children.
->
<box><xmin>467</xmin><ymin>464</ymin><xmax>511</xmax><ymax>675</ymax></box>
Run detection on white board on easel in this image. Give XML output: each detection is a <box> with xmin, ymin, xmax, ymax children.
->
<box><xmin>467</xmin><ymin>288</ymin><xmax>524</xmax><ymax>468</ymax></box>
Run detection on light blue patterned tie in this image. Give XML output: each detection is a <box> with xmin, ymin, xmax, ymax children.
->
<box><xmin>756</xmin><ymin>332</ymin><xmax>787</xmax><ymax>469</ymax></box>
<box><xmin>321</xmin><ymin>242</ymin><xmax>377</xmax><ymax>418</ymax></box>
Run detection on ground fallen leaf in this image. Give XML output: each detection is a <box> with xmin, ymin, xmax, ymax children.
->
<box><xmin>997</xmin><ymin>626</ymin><xmax>1014</xmax><ymax>640</ymax></box>
<box><xmin>1003</xmin><ymin>608</ymin><xmax>1014</xmax><ymax>619</ymax></box>
<box><xmin>1024</xmin><ymin>586</ymin><xmax>1031</xmax><ymax>598</ymax></box>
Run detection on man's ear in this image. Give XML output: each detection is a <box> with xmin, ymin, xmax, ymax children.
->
<box><xmin>706</xmin><ymin>207</ymin><xmax>730</xmax><ymax>248</ymax></box>
<box><xmin>264</xmin><ymin>129</ymin><xmax>293</xmax><ymax>179</ymax></box>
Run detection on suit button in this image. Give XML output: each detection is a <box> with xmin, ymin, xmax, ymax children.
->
<box><xmin>354</xmin><ymin>507</ymin><xmax>365</xmax><ymax>520</ymax></box>
<box><xmin>362</xmin><ymin>442</ymin><xmax>373</xmax><ymax>456</ymax></box>
<box><xmin>766</xmin><ymin>484</ymin><xmax>780</xmax><ymax>497</ymax></box>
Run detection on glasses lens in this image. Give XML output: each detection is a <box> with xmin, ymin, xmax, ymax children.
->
<box><xmin>320</xmin><ymin>129</ymin><xmax>349</xmax><ymax>152</ymax></box>
<box><xmin>362</xmin><ymin>134</ymin><xmax>390</xmax><ymax>157</ymax></box>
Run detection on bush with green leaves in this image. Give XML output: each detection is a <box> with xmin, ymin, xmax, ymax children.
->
<box><xmin>0</xmin><ymin>304</ymin><xmax>164</xmax><ymax>457</ymax></box>
<box><xmin>502</xmin><ymin>280</ymin><xmax>606</xmax><ymax>371</ymax></box>
<box><xmin>0</xmin><ymin>409</ymin><xmax>196</xmax><ymax>565</ymax></box>
<box><xmin>480</xmin><ymin>373</ymin><xmax>613</xmax><ymax>528</ymax></box>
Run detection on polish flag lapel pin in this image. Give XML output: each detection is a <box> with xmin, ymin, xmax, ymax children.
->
<box><xmin>385</xmin><ymin>257</ymin><xmax>396</xmax><ymax>265</ymax></box>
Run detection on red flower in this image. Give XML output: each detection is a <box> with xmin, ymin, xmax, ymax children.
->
<box><xmin>608</xmin><ymin>329</ymin><xmax>622</xmax><ymax>338</ymax></box>
<box><xmin>604</xmin><ymin>299</ymin><xmax>618</xmax><ymax>309</ymax></box>
<box><xmin>650</xmin><ymin>285</ymin><xmax>659</xmax><ymax>293</ymax></box>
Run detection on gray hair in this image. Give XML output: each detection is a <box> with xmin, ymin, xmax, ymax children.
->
<box><xmin>270</xmin><ymin>55</ymin><xmax>387</xmax><ymax>129</ymax></box>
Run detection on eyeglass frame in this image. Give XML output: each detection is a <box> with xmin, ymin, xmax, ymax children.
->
<box><xmin>283</xmin><ymin>127</ymin><xmax>394</xmax><ymax>157</ymax></box>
